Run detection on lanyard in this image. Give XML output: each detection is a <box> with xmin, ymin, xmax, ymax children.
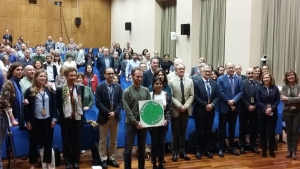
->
<box><xmin>38</xmin><ymin>91</ymin><xmax>46</xmax><ymax>108</ymax></box>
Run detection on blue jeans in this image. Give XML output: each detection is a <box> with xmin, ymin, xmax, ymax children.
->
<box><xmin>0</xmin><ymin>113</ymin><xmax>9</xmax><ymax>169</ymax></box>
<box><xmin>123</xmin><ymin>123</ymin><xmax>147</xmax><ymax>169</ymax></box>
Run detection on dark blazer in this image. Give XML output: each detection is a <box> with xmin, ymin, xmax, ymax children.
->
<box><xmin>43</xmin><ymin>64</ymin><xmax>58</xmax><ymax>81</ymax></box>
<box><xmin>96</xmin><ymin>55</ymin><xmax>114</xmax><ymax>81</ymax></box>
<box><xmin>241</xmin><ymin>79</ymin><xmax>260</xmax><ymax>109</ymax></box>
<box><xmin>141</xmin><ymin>69</ymin><xmax>153</xmax><ymax>88</ymax></box>
<box><xmin>189</xmin><ymin>66</ymin><xmax>199</xmax><ymax>77</ymax></box>
<box><xmin>241</xmin><ymin>75</ymin><xmax>247</xmax><ymax>80</ymax></box>
<box><xmin>256</xmin><ymin>85</ymin><xmax>280</xmax><ymax>114</ymax></box>
<box><xmin>24</xmin><ymin>87</ymin><xmax>57</xmax><ymax>125</ymax></box>
<box><xmin>56</xmin><ymin>84</ymin><xmax>85</xmax><ymax>124</ymax></box>
<box><xmin>95</xmin><ymin>82</ymin><xmax>123</xmax><ymax>124</ymax></box>
<box><xmin>217</xmin><ymin>74</ymin><xmax>243</xmax><ymax>113</ymax></box>
<box><xmin>191</xmin><ymin>73</ymin><xmax>201</xmax><ymax>82</ymax></box>
<box><xmin>3</xmin><ymin>34</ymin><xmax>12</xmax><ymax>43</ymax></box>
<box><xmin>193</xmin><ymin>78</ymin><xmax>218</xmax><ymax>117</ymax></box>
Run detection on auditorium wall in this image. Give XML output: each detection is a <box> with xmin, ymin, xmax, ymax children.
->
<box><xmin>0</xmin><ymin>0</ymin><xmax>111</xmax><ymax>48</ymax></box>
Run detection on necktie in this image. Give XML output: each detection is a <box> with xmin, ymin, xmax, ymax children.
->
<box><xmin>249</xmin><ymin>80</ymin><xmax>253</xmax><ymax>95</ymax></box>
<box><xmin>180</xmin><ymin>78</ymin><xmax>185</xmax><ymax>104</ymax></box>
<box><xmin>108</xmin><ymin>84</ymin><xmax>113</xmax><ymax>103</ymax></box>
<box><xmin>205</xmin><ymin>81</ymin><xmax>211</xmax><ymax>98</ymax></box>
<box><xmin>229</xmin><ymin>76</ymin><xmax>234</xmax><ymax>98</ymax></box>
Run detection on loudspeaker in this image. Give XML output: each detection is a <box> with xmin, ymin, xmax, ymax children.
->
<box><xmin>181</xmin><ymin>24</ymin><xmax>190</xmax><ymax>35</ymax></box>
<box><xmin>75</xmin><ymin>17</ymin><xmax>81</xmax><ymax>26</ymax></box>
<box><xmin>125</xmin><ymin>22</ymin><xmax>131</xmax><ymax>31</ymax></box>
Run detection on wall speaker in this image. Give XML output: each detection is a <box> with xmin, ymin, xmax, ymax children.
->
<box><xmin>75</xmin><ymin>17</ymin><xmax>81</xmax><ymax>26</ymax></box>
<box><xmin>181</xmin><ymin>24</ymin><xmax>190</xmax><ymax>35</ymax></box>
<box><xmin>125</xmin><ymin>22</ymin><xmax>131</xmax><ymax>31</ymax></box>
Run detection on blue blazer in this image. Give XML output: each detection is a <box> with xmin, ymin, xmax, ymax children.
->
<box><xmin>141</xmin><ymin>70</ymin><xmax>153</xmax><ymax>88</ymax></box>
<box><xmin>95</xmin><ymin>82</ymin><xmax>123</xmax><ymax>124</ymax></box>
<box><xmin>96</xmin><ymin>56</ymin><xmax>114</xmax><ymax>80</ymax></box>
<box><xmin>217</xmin><ymin>74</ymin><xmax>243</xmax><ymax>113</ymax></box>
<box><xmin>193</xmin><ymin>78</ymin><xmax>219</xmax><ymax>117</ymax></box>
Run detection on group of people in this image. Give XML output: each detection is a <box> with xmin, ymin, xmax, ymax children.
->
<box><xmin>0</xmin><ymin>31</ymin><xmax>299</xmax><ymax>169</ymax></box>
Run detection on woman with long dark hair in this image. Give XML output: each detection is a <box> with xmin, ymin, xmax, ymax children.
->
<box><xmin>256</xmin><ymin>73</ymin><xmax>280</xmax><ymax>158</ymax></box>
<box><xmin>85</xmin><ymin>48</ymin><xmax>94</xmax><ymax>66</ymax></box>
<box><xmin>53</xmin><ymin>51</ymin><xmax>63</xmax><ymax>74</ymax></box>
<box><xmin>281</xmin><ymin>70</ymin><xmax>300</xmax><ymax>160</ymax></box>
<box><xmin>149</xmin><ymin>77</ymin><xmax>171</xmax><ymax>169</ymax></box>
<box><xmin>82</xmin><ymin>64</ymin><xmax>98</xmax><ymax>93</ymax></box>
<box><xmin>0</xmin><ymin>63</ymin><xmax>27</xmax><ymax>167</ymax></box>
<box><xmin>253</xmin><ymin>66</ymin><xmax>262</xmax><ymax>81</ymax></box>
<box><xmin>24</xmin><ymin>69</ymin><xmax>57</xmax><ymax>169</ymax></box>
<box><xmin>211</xmin><ymin>70</ymin><xmax>220</xmax><ymax>81</ymax></box>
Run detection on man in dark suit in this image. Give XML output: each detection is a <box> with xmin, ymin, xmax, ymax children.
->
<box><xmin>217</xmin><ymin>62</ymin><xmax>243</xmax><ymax>157</ymax></box>
<box><xmin>2</xmin><ymin>30</ymin><xmax>12</xmax><ymax>43</ymax></box>
<box><xmin>193</xmin><ymin>65</ymin><xmax>218</xmax><ymax>159</ymax></box>
<box><xmin>239</xmin><ymin>68</ymin><xmax>260</xmax><ymax>154</ymax></box>
<box><xmin>217</xmin><ymin>66</ymin><xmax>225</xmax><ymax>75</ymax></box>
<box><xmin>189</xmin><ymin>57</ymin><xmax>205</xmax><ymax>77</ymax></box>
<box><xmin>235</xmin><ymin>64</ymin><xmax>247</xmax><ymax>80</ymax></box>
<box><xmin>97</xmin><ymin>48</ymin><xmax>114</xmax><ymax>81</ymax></box>
<box><xmin>96</xmin><ymin>68</ymin><xmax>123</xmax><ymax>169</ymax></box>
<box><xmin>141</xmin><ymin>56</ymin><xmax>159</xmax><ymax>88</ymax></box>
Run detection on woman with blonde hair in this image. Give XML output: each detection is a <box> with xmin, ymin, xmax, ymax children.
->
<box><xmin>24</xmin><ymin>69</ymin><xmax>57</xmax><ymax>169</ymax></box>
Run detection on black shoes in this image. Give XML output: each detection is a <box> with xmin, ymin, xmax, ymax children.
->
<box><xmin>172</xmin><ymin>153</ymin><xmax>178</xmax><ymax>162</ymax></box>
<box><xmin>204</xmin><ymin>151</ymin><xmax>214</xmax><ymax>159</ymax></box>
<box><xmin>228</xmin><ymin>148</ymin><xmax>240</xmax><ymax>156</ymax></box>
<box><xmin>73</xmin><ymin>163</ymin><xmax>79</xmax><ymax>169</ymax></box>
<box><xmin>102</xmin><ymin>160</ymin><xmax>108</xmax><ymax>169</ymax></box>
<box><xmin>158</xmin><ymin>164</ymin><xmax>166</xmax><ymax>169</ymax></box>
<box><xmin>286</xmin><ymin>151</ymin><xmax>292</xmax><ymax>158</ymax></box>
<box><xmin>262</xmin><ymin>151</ymin><xmax>267</xmax><ymax>158</ymax></box>
<box><xmin>196</xmin><ymin>152</ymin><xmax>202</xmax><ymax>159</ymax></box>
<box><xmin>240</xmin><ymin>147</ymin><xmax>245</xmax><ymax>154</ymax></box>
<box><xmin>218</xmin><ymin>150</ymin><xmax>224</xmax><ymax>157</ymax></box>
<box><xmin>252</xmin><ymin>146</ymin><xmax>260</xmax><ymax>154</ymax></box>
<box><xmin>179</xmin><ymin>153</ymin><xmax>191</xmax><ymax>161</ymax></box>
<box><xmin>108</xmin><ymin>160</ymin><xmax>120</xmax><ymax>168</ymax></box>
<box><xmin>270</xmin><ymin>151</ymin><xmax>276</xmax><ymax>158</ymax></box>
<box><xmin>65</xmin><ymin>162</ymin><xmax>71</xmax><ymax>169</ymax></box>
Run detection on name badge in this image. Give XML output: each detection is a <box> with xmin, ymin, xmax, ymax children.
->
<box><xmin>291</xmin><ymin>106</ymin><xmax>296</xmax><ymax>110</ymax></box>
<box><xmin>41</xmin><ymin>108</ymin><xmax>47</xmax><ymax>116</ymax></box>
<box><xmin>250</xmin><ymin>97</ymin><xmax>254</xmax><ymax>104</ymax></box>
<box><xmin>207</xmin><ymin>98</ymin><xmax>210</xmax><ymax>104</ymax></box>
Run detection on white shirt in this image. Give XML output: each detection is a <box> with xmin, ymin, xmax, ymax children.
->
<box><xmin>45</xmin><ymin>63</ymin><xmax>54</xmax><ymax>81</ymax></box>
<box><xmin>64</xmin><ymin>61</ymin><xmax>76</xmax><ymax>68</ymax></box>
<box><xmin>202</xmin><ymin>77</ymin><xmax>211</xmax><ymax>95</ymax></box>
<box><xmin>150</xmin><ymin>91</ymin><xmax>167</xmax><ymax>110</ymax></box>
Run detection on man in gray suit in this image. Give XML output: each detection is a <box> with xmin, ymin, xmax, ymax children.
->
<box><xmin>169</xmin><ymin>63</ymin><xmax>194</xmax><ymax>162</ymax></box>
<box><xmin>189</xmin><ymin>57</ymin><xmax>205</xmax><ymax>77</ymax></box>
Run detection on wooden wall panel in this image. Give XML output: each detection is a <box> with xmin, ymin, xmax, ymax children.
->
<box><xmin>1</xmin><ymin>0</ymin><xmax>111</xmax><ymax>48</ymax></box>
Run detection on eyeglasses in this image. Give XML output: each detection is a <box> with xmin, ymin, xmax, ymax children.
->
<box><xmin>247</xmin><ymin>73</ymin><xmax>254</xmax><ymax>75</ymax></box>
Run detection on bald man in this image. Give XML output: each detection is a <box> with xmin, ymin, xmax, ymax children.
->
<box><xmin>45</xmin><ymin>36</ymin><xmax>55</xmax><ymax>53</ymax></box>
<box><xmin>19</xmin><ymin>65</ymin><xmax>35</xmax><ymax>95</ymax></box>
<box><xmin>167</xmin><ymin>59</ymin><xmax>189</xmax><ymax>80</ymax></box>
<box><xmin>234</xmin><ymin>65</ymin><xmax>247</xmax><ymax>80</ymax></box>
<box><xmin>2</xmin><ymin>30</ymin><xmax>12</xmax><ymax>43</ymax></box>
<box><xmin>239</xmin><ymin>68</ymin><xmax>260</xmax><ymax>154</ymax></box>
<box><xmin>20</xmin><ymin>48</ymin><xmax>35</xmax><ymax>67</ymax></box>
<box><xmin>217</xmin><ymin>62</ymin><xmax>243</xmax><ymax>157</ymax></box>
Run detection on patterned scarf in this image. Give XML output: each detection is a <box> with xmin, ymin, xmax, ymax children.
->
<box><xmin>62</xmin><ymin>83</ymin><xmax>83</xmax><ymax>120</ymax></box>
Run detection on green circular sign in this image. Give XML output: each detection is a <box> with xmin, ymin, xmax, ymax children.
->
<box><xmin>140</xmin><ymin>101</ymin><xmax>164</xmax><ymax>125</ymax></box>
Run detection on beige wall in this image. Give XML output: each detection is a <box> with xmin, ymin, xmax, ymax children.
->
<box><xmin>111</xmin><ymin>0</ymin><xmax>162</xmax><ymax>55</ymax></box>
<box><xmin>176</xmin><ymin>0</ymin><xmax>200</xmax><ymax>72</ymax></box>
<box><xmin>225</xmin><ymin>0</ymin><xmax>262</xmax><ymax>74</ymax></box>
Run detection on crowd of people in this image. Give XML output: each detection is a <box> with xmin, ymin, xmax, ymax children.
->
<box><xmin>0</xmin><ymin>30</ymin><xmax>299</xmax><ymax>169</ymax></box>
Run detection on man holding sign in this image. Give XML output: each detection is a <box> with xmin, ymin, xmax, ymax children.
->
<box><xmin>123</xmin><ymin>67</ymin><xmax>151</xmax><ymax>169</ymax></box>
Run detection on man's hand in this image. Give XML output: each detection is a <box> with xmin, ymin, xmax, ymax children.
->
<box><xmin>231</xmin><ymin>106</ymin><xmax>236</xmax><ymax>111</ymax></box>
<box><xmin>26</xmin><ymin>122</ymin><xmax>32</xmax><ymax>131</ymax></box>
<box><xmin>281</xmin><ymin>95</ymin><xmax>288</xmax><ymax>101</ymax></box>
<box><xmin>228</xmin><ymin>100</ymin><xmax>235</xmax><ymax>106</ymax></box>
<box><xmin>83</xmin><ymin>107</ymin><xmax>89</xmax><ymax>111</ymax></box>
<box><xmin>126</xmin><ymin>77</ymin><xmax>129</xmax><ymax>82</ymax></box>
<box><xmin>164</xmin><ymin>120</ymin><xmax>168</xmax><ymax>126</ymax></box>
<box><xmin>180</xmin><ymin>105</ymin><xmax>187</xmax><ymax>112</ymax></box>
<box><xmin>248</xmin><ymin>105</ymin><xmax>255</xmax><ymax>112</ymax></box>
<box><xmin>136</xmin><ymin>122</ymin><xmax>143</xmax><ymax>129</ymax></box>
<box><xmin>23</xmin><ymin>99</ymin><xmax>29</xmax><ymax>105</ymax></box>
<box><xmin>108</xmin><ymin>112</ymin><xmax>115</xmax><ymax>118</ymax></box>
<box><xmin>206</xmin><ymin>104</ymin><xmax>213</xmax><ymax>112</ymax></box>
<box><xmin>51</xmin><ymin>121</ymin><xmax>56</xmax><ymax>128</ymax></box>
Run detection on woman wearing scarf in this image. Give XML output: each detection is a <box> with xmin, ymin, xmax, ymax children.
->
<box><xmin>0</xmin><ymin>62</ymin><xmax>26</xmax><ymax>168</ymax></box>
<box><xmin>56</xmin><ymin>67</ymin><xmax>85</xmax><ymax>169</ymax></box>
<box><xmin>24</xmin><ymin>69</ymin><xmax>57</xmax><ymax>169</ymax></box>
<box><xmin>82</xmin><ymin>64</ymin><xmax>98</xmax><ymax>93</ymax></box>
